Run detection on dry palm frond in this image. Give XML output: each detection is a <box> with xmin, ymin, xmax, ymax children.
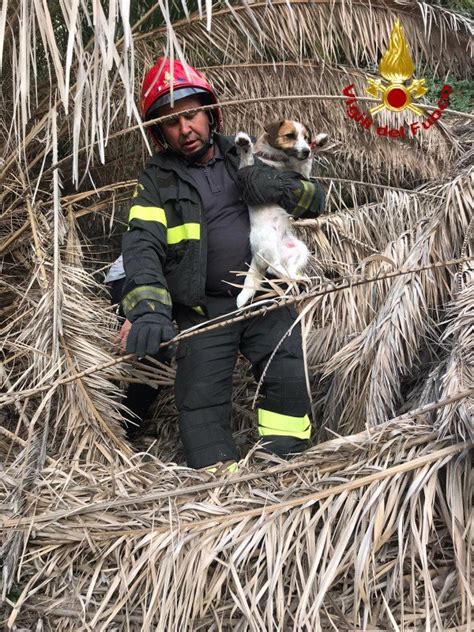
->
<box><xmin>0</xmin><ymin>420</ymin><xmax>471</xmax><ymax>630</ymax></box>
<box><xmin>436</xmin><ymin>261</ymin><xmax>474</xmax><ymax>440</ymax></box>
<box><xmin>1</xmin><ymin>145</ymin><xmax>132</xmax><ymax>588</ymax></box>
<box><xmin>1</xmin><ymin>1</ymin><xmax>473</xmax><ymax>629</ymax></box>
<box><xmin>2</xmin><ymin>287</ymin><xmax>132</xmax><ymax>465</ymax></box>
<box><xmin>139</xmin><ymin>1</ymin><xmax>472</xmax><ymax>71</ymax></box>
<box><xmin>294</xmin><ymin>188</ymin><xmax>439</xmax><ymax>372</ymax></box>
<box><xmin>319</xmin><ymin>167</ymin><xmax>473</xmax><ymax>434</ymax></box>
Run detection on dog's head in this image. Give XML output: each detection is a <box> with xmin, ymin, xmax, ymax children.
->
<box><xmin>264</xmin><ymin>120</ymin><xmax>328</xmax><ymax>161</ymax></box>
<box><xmin>265</xmin><ymin>119</ymin><xmax>328</xmax><ymax>160</ymax></box>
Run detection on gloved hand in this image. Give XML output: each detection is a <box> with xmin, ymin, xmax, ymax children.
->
<box><xmin>285</xmin><ymin>179</ymin><xmax>325</xmax><ymax>218</ymax></box>
<box><xmin>238</xmin><ymin>161</ymin><xmax>297</xmax><ymax>206</ymax></box>
<box><xmin>126</xmin><ymin>313</ymin><xmax>176</xmax><ymax>360</ymax></box>
<box><xmin>237</xmin><ymin>161</ymin><xmax>326</xmax><ymax>217</ymax></box>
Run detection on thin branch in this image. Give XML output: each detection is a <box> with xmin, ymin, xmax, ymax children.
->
<box><xmin>47</xmin><ymin>94</ymin><xmax>474</xmax><ymax>173</ymax></box>
<box><xmin>4</xmin><ymin>440</ymin><xmax>469</xmax><ymax>530</ymax></box>
<box><xmin>1</xmin><ymin>256</ymin><xmax>471</xmax><ymax>406</ymax></box>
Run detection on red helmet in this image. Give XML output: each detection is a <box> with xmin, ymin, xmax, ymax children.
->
<box><xmin>140</xmin><ymin>58</ymin><xmax>222</xmax><ymax>134</ymax></box>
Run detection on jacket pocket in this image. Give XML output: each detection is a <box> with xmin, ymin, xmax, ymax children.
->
<box><xmin>166</xmin><ymin>240</ymin><xmax>203</xmax><ymax>306</ymax></box>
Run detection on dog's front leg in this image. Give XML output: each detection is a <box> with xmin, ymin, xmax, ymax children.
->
<box><xmin>235</xmin><ymin>132</ymin><xmax>255</xmax><ymax>169</ymax></box>
<box><xmin>236</xmin><ymin>256</ymin><xmax>264</xmax><ymax>308</ymax></box>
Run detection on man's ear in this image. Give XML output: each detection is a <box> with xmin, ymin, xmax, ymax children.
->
<box><xmin>310</xmin><ymin>132</ymin><xmax>329</xmax><ymax>150</ymax></box>
<box><xmin>264</xmin><ymin>120</ymin><xmax>284</xmax><ymax>140</ymax></box>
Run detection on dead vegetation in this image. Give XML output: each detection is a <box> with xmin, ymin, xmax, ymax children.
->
<box><xmin>0</xmin><ymin>0</ymin><xmax>472</xmax><ymax>629</ymax></box>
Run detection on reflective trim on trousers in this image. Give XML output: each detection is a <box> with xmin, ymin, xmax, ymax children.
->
<box><xmin>258</xmin><ymin>408</ymin><xmax>311</xmax><ymax>440</ymax></box>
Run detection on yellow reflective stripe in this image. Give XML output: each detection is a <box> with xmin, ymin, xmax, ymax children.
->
<box><xmin>258</xmin><ymin>410</ymin><xmax>311</xmax><ymax>439</ymax></box>
<box><xmin>128</xmin><ymin>209</ymin><xmax>200</xmax><ymax>245</ymax></box>
<box><xmin>122</xmin><ymin>285</ymin><xmax>172</xmax><ymax>315</ymax></box>
<box><xmin>129</xmin><ymin>205</ymin><xmax>167</xmax><ymax>226</ymax></box>
<box><xmin>206</xmin><ymin>462</ymin><xmax>238</xmax><ymax>474</ymax></box>
<box><xmin>192</xmin><ymin>306</ymin><xmax>205</xmax><ymax>315</ymax></box>
<box><xmin>293</xmin><ymin>180</ymin><xmax>315</xmax><ymax>218</ymax></box>
<box><xmin>167</xmin><ymin>223</ymin><xmax>200</xmax><ymax>245</ymax></box>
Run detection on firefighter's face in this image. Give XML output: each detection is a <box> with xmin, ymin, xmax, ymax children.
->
<box><xmin>159</xmin><ymin>96</ymin><xmax>210</xmax><ymax>157</ymax></box>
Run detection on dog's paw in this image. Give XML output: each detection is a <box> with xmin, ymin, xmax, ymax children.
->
<box><xmin>236</xmin><ymin>289</ymin><xmax>252</xmax><ymax>308</ymax></box>
<box><xmin>235</xmin><ymin>132</ymin><xmax>252</xmax><ymax>152</ymax></box>
<box><xmin>311</xmin><ymin>133</ymin><xmax>329</xmax><ymax>150</ymax></box>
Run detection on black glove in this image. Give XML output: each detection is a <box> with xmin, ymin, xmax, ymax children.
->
<box><xmin>126</xmin><ymin>312</ymin><xmax>176</xmax><ymax>360</ymax></box>
<box><xmin>284</xmin><ymin>178</ymin><xmax>325</xmax><ymax>218</ymax></box>
<box><xmin>238</xmin><ymin>161</ymin><xmax>296</xmax><ymax>206</ymax></box>
<box><xmin>238</xmin><ymin>161</ymin><xmax>325</xmax><ymax>217</ymax></box>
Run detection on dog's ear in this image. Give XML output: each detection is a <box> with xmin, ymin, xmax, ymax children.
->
<box><xmin>310</xmin><ymin>132</ymin><xmax>329</xmax><ymax>150</ymax></box>
<box><xmin>264</xmin><ymin>120</ymin><xmax>284</xmax><ymax>140</ymax></box>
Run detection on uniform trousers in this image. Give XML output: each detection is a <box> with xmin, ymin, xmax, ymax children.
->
<box><xmin>174</xmin><ymin>296</ymin><xmax>311</xmax><ymax>469</ymax></box>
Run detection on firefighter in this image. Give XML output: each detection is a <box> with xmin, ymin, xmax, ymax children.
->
<box><xmin>121</xmin><ymin>58</ymin><xmax>326</xmax><ymax>470</ymax></box>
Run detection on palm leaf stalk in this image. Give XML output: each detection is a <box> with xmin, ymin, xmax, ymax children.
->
<box><xmin>1</xmin><ymin>422</ymin><xmax>471</xmax><ymax>629</ymax></box>
<box><xmin>1</xmin><ymin>0</ymin><xmax>473</xmax><ymax>629</ymax></box>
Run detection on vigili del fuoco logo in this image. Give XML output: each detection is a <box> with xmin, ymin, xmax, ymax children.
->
<box><xmin>342</xmin><ymin>19</ymin><xmax>452</xmax><ymax>138</ymax></box>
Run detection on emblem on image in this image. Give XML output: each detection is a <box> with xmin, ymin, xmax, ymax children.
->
<box><xmin>342</xmin><ymin>19</ymin><xmax>452</xmax><ymax>137</ymax></box>
<box><xmin>366</xmin><ymin>19</ymin><xmax>427</xmax><ymax>117</ymax></box>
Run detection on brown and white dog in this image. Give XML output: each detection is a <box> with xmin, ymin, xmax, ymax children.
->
<box><xmin>235</xmin><ymin>120</ymin><xmax>328</xmax><ymax>308</ymax></box>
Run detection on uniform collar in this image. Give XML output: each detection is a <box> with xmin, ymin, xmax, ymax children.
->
<box><xmin>190</xmin><ymin>143</ymin><xmax>223</xmax><ymax>167</ymax></box>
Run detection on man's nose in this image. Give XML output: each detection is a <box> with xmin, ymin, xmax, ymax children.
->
<box><xmin>178</xmin><ymin>116</ymin><xmax>191</xmax><ymax>135</ymax></box>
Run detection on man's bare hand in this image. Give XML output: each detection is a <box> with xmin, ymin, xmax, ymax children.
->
<box><xmin>114</xmin><ymin>319</ymin><xmax>132</xmax><ymax>354</ymax></box>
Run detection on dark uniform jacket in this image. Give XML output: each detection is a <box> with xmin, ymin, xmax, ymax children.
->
<box><xmin>122</xmin><ymin>134</ymin><xmax>324</xmax><ymax>319</ymax></box>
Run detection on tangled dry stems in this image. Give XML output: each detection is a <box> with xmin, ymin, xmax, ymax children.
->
<box><xmin>0</xmin><ymin>1</ymin><xmax>473</xmax><ymax>629</ymax></box>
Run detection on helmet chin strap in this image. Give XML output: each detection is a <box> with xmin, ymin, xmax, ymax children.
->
<box><xmin>152</xmin><ymin>125</ymin><xmax>169</xmax><ymax>150</ymax></box>
<box><xmin>177</xmin><ymin>111</ymin><xmax>217</xmax><ymax>163</ymax></box>
<box><xmin>181</xmin><ymin>111</ymin><xmax>216</xmax><ymax>163</ymax></box>
<box><xmin>182</xmin><ymin>131</ymin><xmax>215</xmax><ymax>164</ymax></box>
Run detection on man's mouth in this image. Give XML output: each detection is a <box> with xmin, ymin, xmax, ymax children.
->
<box><xmin>183</xmin><ymin>139</ymin><xmax>200</xmax><ymax>151</ymax></box>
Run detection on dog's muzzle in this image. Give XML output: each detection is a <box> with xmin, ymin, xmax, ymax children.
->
<box><xmin>288</xmin><ymin>147</ymin><xmax>311</xmax><ymax>161</ymax></box>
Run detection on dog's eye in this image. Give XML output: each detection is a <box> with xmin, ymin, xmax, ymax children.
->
<box><xmin>285</xmin><ymin>133</ymin><xmax>296</xmax><ymax>140</ymax></box>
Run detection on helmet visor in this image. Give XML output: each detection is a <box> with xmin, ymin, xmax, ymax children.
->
<box><xmin>145</xmin><ymin>87</ymin><xmax>212</xmax><ymax>121</ymax></box>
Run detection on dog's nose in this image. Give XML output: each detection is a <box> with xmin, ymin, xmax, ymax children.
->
<box><xmin>301</xmin><ymin>148</ymin><xmax>310</xmax><ymax>159</ymax></box>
